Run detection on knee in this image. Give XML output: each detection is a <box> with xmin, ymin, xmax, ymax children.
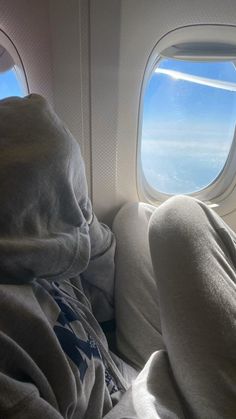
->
<box><xmin>149</xmin><ymin>195</ymin><xmax>200</xmax><ymax>232</ymax></box>
<box><xmin>148</xmin><ymin>195</ymin><xmax>207</xmax><ymax>255</ymax></box>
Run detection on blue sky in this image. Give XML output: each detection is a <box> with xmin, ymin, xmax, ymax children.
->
<box><xmin>0</xmin><ymin>68</ymin><xmax>23</xmax><ymax>99</ymax></box>
<box><xmin>141</xmin><ymin>59</ymin><xmax>236</xmax><ymax>194</ymax></box>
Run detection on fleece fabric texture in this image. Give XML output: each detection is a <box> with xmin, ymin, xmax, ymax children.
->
<box><xmin>0</xmin><ymin>94</ymin><xmax>130</xmax><ymax>419</ymax></box>
<box><xmin>113</xmin><ymin>202</ymin><xmax>165</xmax><ymax>370</ymax></box>
<box><xmin>0</xmin><ymin>94</ymin><xmax>91</xmax><ymax>283</ymax></box>
<box><xmin>112</xmin><ymin>196</ymin><xmax>236</xmax><ymax>419</ymax></box>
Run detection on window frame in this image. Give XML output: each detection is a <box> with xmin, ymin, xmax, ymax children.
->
<box><xmin>137</xmin><ymin>24</ymin><xmax>236</xmax><ymax>204</ymax></box>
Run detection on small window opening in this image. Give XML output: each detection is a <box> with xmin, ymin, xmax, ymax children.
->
<box><xmin>141</xmin><ymin>58</ymin><xmax>236</xmax><ymax>195</ymax></box>
<box><xmin>0</xmin><ymin>45</ymin><xmax>25</xmax><ymax>99</ymax></box>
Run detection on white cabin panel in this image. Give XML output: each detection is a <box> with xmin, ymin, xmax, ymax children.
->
<box><xmin>0</xmin><ymin>0</ymin><xmax>53</xmax><ymax>104</ymax></box>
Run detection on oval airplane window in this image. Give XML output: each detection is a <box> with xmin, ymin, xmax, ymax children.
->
<box><xmin>0</xmin><ymin>45</ymin><xmax>27</xmax><ymax>98</ymax></box>
<box><xmin>140</xmin><ymin>58</ymin><xmax>236</xmax><ymax>195</ymax></box>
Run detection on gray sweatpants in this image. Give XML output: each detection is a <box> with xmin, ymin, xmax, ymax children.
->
<box><xmin>113</xmin><ymin>195</ymin><xmax>236</xmax><ymax>418</ymax></box>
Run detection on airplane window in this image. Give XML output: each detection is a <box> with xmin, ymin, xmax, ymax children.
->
<box><xmin>141</xmin><ymin>58</ymin><xmax>236</xmax><ymax>195</ymax></box>
<box><xmin>0</xmin><ymin>46</ymin><xmax>25</xmax><ymax>99</ymax></box>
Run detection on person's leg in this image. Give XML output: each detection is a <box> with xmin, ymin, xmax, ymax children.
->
<box><xmin>149</xmin><ymin>195</ymin><xmax>236</xmax><ymax>419</ymax></box>
<box><xmin>113</xmin><ymin>202</ymin><xmax>165</xmax><ymax>370</ymax></box>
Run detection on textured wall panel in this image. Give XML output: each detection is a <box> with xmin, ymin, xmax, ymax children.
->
<box><xmin>50</xmin><ymin>0</ymin><xmax>91</xmax><ymax>195</ymax></box>
<box><xmin>0</xmin><ymin>0</ymin><xmax>53</xmax><ymax>104</ymax></box>
<box><xmin>79</xmin><ymin>0</ymin><xmax>92</xmax><ymax>197</ymax></box>
<box><xmin>90</xmin><ymin>0</ymin><xmax>121</xmax><ymax>224</ymax></box>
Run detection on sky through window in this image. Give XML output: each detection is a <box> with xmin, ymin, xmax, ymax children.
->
<box><xmin>141</xmin><ymin>59</ymin><xmax>236</xmax><ymax>194</ymax></box>
<box><xmin>0</xmin><ymin>68</ymin><xmax>24</xmax><ymax>99</ymax></box>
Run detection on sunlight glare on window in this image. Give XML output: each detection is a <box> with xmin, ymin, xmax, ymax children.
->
<box><xmin>141</xmin><ymin>59</ymin><xmax>236</xmax><ymax>195</ymax></box>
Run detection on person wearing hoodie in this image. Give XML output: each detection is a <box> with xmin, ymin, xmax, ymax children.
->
<box><xmin>0</xmin><ymin>94</ymin><xmax>235</xmax><ymax>419</ymax></box>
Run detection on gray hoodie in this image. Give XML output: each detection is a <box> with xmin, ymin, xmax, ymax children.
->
<box><xmin>0</xmin><ymin>94</ymin><xmax>128</xmax><ymax>419</ymax></box>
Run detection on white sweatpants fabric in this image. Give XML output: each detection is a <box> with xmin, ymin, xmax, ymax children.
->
<box><xmin>112</xmin><ymin>195</ymin><xmax>236</xmax><ymax>418</ymax></box>
<box><xmin>113</xmin><ymin>201</ymin><xmax>164</xmax><ymax>369</ymax></box>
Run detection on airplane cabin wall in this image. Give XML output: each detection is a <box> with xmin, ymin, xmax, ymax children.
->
<box><xmin>0</xmin><ymin>0</ymin><xmax>53</xmax><ymax>104</ymax></box>
<box><xmin>49</xmin><ymin>0</ymin><xmax>92</xmax><ymax>194</ymax></box>
<box><xmin>91</xmin><ymin>0</ymin><xmax>236</xmax><ymax>228</ymax></box>
<box><xmin>1</xmin><ymin>1</ymin><xmax>236</xmax><ymax>228</ymax></box>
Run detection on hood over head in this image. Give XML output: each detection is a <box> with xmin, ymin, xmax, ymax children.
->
<box><xmin>0</xmin><ymin>94</ymin><xmax>92</xmax><ymax>284</ymax></box>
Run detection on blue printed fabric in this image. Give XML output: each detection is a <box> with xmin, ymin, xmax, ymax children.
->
<box><xmin>49</xmin><ymin>282</ymin><xmax>119</xmax><ymax>394</ymax></box>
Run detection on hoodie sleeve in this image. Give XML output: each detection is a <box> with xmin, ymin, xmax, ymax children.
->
<box><xmin>0</xmin><ymin>374</ymin><xmax>63</xmax><ymax>419</ymax></box>
<box><xmin>81</xmin><ymin>213</ymin><xmax>116</xmax><ymax>324</ymax></box>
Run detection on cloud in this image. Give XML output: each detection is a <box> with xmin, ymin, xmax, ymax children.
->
<box><xmin>141</xmin><ymin>139</ymin><xmax>230</xmax><ymax>157</ymax></box>
<box><xmin>142</xmin><ymin>126</ymin><xmax>232</xmax><ymax>143</ymax></box>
